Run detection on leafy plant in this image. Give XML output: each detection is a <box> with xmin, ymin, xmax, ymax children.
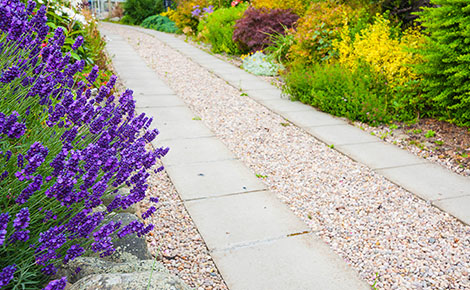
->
<box><xmin>265</xmin><ymin>27</ymin><xmax>296</xmax><ymax>64</ymax></box>
<box><xmin>168</xmin><ymin>0</ymin><xmax>209</xmax><ymax>34</ymax></box>
<box><xmin>415</xmin><ymin>0</ymin><xmax>470</xmax><ymax>127</ymax></box>
<box><xmin>241</xmin><ymin>51</ymin><xmax>283</xmax><ymax>76</ymax></box>
<box><xmin>250</xmin><ymin>0</ymin><xmax>310</xmax><ymax>16</ymax></box>
<box><xmin>283</xmin><ymin>61</ymin><xmax>392</xmax><ymax>125</ymax></box>
<box><xmin>424</xmin><ymin>129</ymin><xmax>436</xmax><ymax>138</ymax></box>
<box><xmin>232</xmin><ymin>7</ymin><xmax>299</xmax><ymax>53</ymax></box>
<box><xmin>197</xmin><ymin>4</ymin><xmax>247</xmax><ymax>54</ymax></box>
<box><xmin>123</xmin><ymin>0</ymin><xmax>165</xmax><ymax>25</ymax></box>
<box><xmin>289</xmin><ymin>1</ymin><xmax>355</xmax><ymax>65</ymax></box>
<box><xmin>141</xmin><ymin>15</ymin><xmax>179</xmax><ymax>33</ymax></box>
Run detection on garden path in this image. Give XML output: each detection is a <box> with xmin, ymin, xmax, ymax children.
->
<box><xmin>99</xmin><ymin>22</ymin><xmax>470</xmax><ymax>290</ymax></box>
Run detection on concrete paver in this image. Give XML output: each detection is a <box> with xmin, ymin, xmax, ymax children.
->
<box><xmin>211</xmin><ymin>234</ymin><xmax>371</xmax><ymax>290</ymax></box>
<box><xmin>134</xmin><ymin>94</ymin><xmax>186</xmax><ymax>108</ymax></box>
<box><xmin>162</xmin><ymin>137</ymin><xmax>236</xmax><ymax>167</ymax></box>
<box><xmin>152</xmin><ymin>119</ymin><xmax>214</xmax><ymax>142</ymax></box>
<box><xmin>433</xmin><ymin>195</ymin><xmax>470</xmax><ymax>225</ymax></box>
<box><xmin>306</xmin><ymin>124</ymin><xmax>380</xmax><ymax>146</ymax></box>
<box><xmin>185</xmin><ymin>190</ymin><xmax>312</xmax><ymax>251</ymax></box>
<box><xmin>165</xmin><ymin>159</ymin><xmax>267</xmax><ymax>200</ymax></box>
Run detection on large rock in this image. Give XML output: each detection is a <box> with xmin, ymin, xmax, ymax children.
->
<box><xmin>104</xmin><ymin>213</ymin><xmax>153</xmax><ymax>262</ymax></box>
<box><xmin>57</xmin><ymin>257</ymin><xmax>165</xmax><ymax>283</ymax></box>
<box><xmin>69</xmin><ymin>271</ymin><xmax>192</xmax><ymax>290</ymax></box>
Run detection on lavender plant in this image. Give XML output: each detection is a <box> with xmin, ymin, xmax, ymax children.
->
<box><xmin>0</xmin><ymin>1</ymin><xmax>167</xmax><ymax>289</ymax></box>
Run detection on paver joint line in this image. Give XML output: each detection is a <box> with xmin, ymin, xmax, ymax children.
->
<box><xmin>210</xmin><ymin>232</ymin><xmax>317</xmax><ymax>253</ymax></box>
<box><xmin>181</xmin><ymin>188</ymin><xmax>269</xmax><ymax>202</ymax></box>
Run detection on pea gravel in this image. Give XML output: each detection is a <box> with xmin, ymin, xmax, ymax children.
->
<box><xmin>103</xmin><ymin>23</ymin><xmax>470</xmax><ymax>290</ymax></box>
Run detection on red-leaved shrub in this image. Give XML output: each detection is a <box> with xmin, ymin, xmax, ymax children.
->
<box><xmin>232</xmin><ymin>7</ymin><xmax>299</xmax><ymax>53</ymax></box>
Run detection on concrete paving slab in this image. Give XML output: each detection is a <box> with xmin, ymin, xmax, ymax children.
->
<box><xmin>152</xmin><ymin>119</ymin><xmax>214</xmax><ymax>142</ymax></box>
<box><xmin>211</xmin><ymin>234</ymin><xmax>370</xmax><ymax>290</ymax></box>
<box><xmin>282</xmin><ymin>109</ymin><xmax>347</xmax><ymax>128</ymax></box>
<box><xmin>337</xmin><ymin>142</ymin><xmax>428</xmax><ymax>170</ymax></box>
<box><xmin>376</xmin><ymin>163</ymin><xmax>470</xmax><ymax>201</ymax></box>
<box><xmin>260</xmin><ymin>99</ymin><xmax>313</xmax><ymax>114</ymax></box>
<box><xmin>165</xmin><ymin>159</ymin><xmax>267</xmax><ymax>200</ymax></box>
<box><xmin>433</xmin><ymin>195</ymin><xmax>470</xmax><ymax>225</ymax></box>
<box><xmin>229</xmin><ymin>79</ymin><xmax>275</xmax><ymax>91</ymax></box>
<box><xmin>137</xmin><ymin>106</ymin><xmax>196</xmax><ymax>122</ymax></box>
<box><xmin>185</xmin><ymin>190</ymin><xmax>312</xmax><ymax>251</ymax></box>
<box><xmin>134</xmin><ymin>94</ymin><xmax>185</xmax><ymax>108</ymax></box>
<box><xmin>244</xmin><ymin>89</ymin><xmax>285</xmax><ymax>101</ymax></box>
<box><xmin>131</xmin><ymin>83</ymin><xmax>175</xmax><ymax>95</ymax></box>
<box><xmin>306</xmin><ymin>124</ymin><xmax>380</xmax><ymax>146</ymax></box>
<box><xmin>162</xmin><ymin>137</ymin><xmax>235</xmax><ymax>166</ymax></box>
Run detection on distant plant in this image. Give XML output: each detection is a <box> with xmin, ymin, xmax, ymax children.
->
<box><xmin>197</xmin><ymin>4</ymin><xmax>247</xmax><ymax>54</ymax></box>
<box><xmin>233</xmin><ymin>7</ymin><xmax>299</xmax><ymax>53</ymax></box>
<box><xmin>424</xmin><ymin>130</ymin><xmax>436</xmax><ymax>138</ymax></box>
<box><xmin>265</xmin><ymin>27</ymin><xmax>296</xmax><ymax>64</ymax></box>
<box><xmin>250</xmin><ymin>0</ymin><xmax>310</xmax><ymax>16</ymax></box>
<box><xmin>415</xmin><ymin>0</ymin><xmax>470</xmax><ymax>127</ymax></box>
<box><xmin>283</xmin><ymin>61</ymin><xmax>392</xmax><ymax>125</ymax></box>
<box><xmin>141</xmin><ymin>15</ymin><xmax>179</xmax><ymax>33</ymax></box>
<box><xmin>122</xmin><ymin>0</ymin><xmax>165</xmax><ymax>25</ymax></box>
<box><xmin>242</xmin><ymin>51</ymin><xmax>283</xmax><ymax>76</ymax></box>
<box><xmin>167</xmin><ymin>0</ymin><xmax>209</xmax><ymax>34</ymax></box>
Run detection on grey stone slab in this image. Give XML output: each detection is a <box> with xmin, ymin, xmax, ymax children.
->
<box><xmin>337</xmin><ymin>142</ymin><xmax>427</xmax><ymax>170</ymax></box>
<box><xmin>282</xmin><ymin>109</ymin><xmax>347</xmax><ymax>128</ymax></box>
<box><xmin>185</xmin><ymin>190</ymin><xmax>312</xmax><ymax>251</ymax></box>
<box><xmin>124</xmin><ymin>78</ymin><xmax>169</xmax><ymax>89</ymax></box>
<box><xmin>165</xmin><ymin>159</ymin><xmax>267</xmax><ymax>200</ymax></box>
<box><xmin>134</xmin><ymin>94</ymin><xmax>185</xmax><ymax>108</ymax></box>
<box><xmin>244</xmin><ymin>89</ymin><xmax>285</xmax><ymax>101</ymax></box>
<box><xmin>376</xmin><ymin>163</ymin><xmax>470</xmax><ymax>201</ymax></box>
<box><xmin>433</xmin><ymin>195</ymin><xmax>470</xmax><ymax>225</ymax></box>
<box><xmin>137</xmin><ymin>106</ymin><xmax>196</xmax><ymax>122</ymax></box>
<box><xmin>152</xmin><ymin>119</ymin><xmax>214</xmax><ymax>142</ymax></box>
<box><xmin>211</xmin><ymin>234</ymin><xmax>370</xmax><ymax>290</ymax></box>
<box><xmin>213</xmin><ymin>69</ymin><xmax>263</xmax><ymax>83</ymax></box>
<box><xmin>229</xmin><ymin>79</ymin><xmax>275</xmax><ymax>91</ymax></box>
<box><xmin>260</xmin><ymin>99</ymin><xmax>312</xmax><ymax>114</ymax></box>
<box><xmin>306</xmin><ymin>124</ymin><xmax>380</xmax><ymax>146</ymax></box>
<box><xmin>131</xmin><ymin>83</ymin><xmax>174</xmax><ymax>95</ymax></box>
<box><xmin>161</xmin><ymin>137</ymin><xmax>235</xmax><ymax>166</ymax></box>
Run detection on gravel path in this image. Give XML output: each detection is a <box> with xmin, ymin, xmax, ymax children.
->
<box><xmin>103</xmin><ymin>23</ymin><xmax>470</xmax><ymax>290</ymax></box>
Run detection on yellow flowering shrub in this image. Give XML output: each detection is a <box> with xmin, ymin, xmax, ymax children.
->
<box><xmin>164</xmin><ymin>0</ymin><xmax>209</xmax><ymax>34</ymax></box>
<box><xmin>288</xmin><ymin>2</ymin><xmax>356</xmax><ymax>65</ymax></box>
<box><xmin>250</xmin><ymin>0</ymin><xmax>310</xmax><ymax>16</ymax></box>
<box><xmin>335</xmin><ymin>15</ymin><xmax>424</xmax><ymax>87</ymax></box>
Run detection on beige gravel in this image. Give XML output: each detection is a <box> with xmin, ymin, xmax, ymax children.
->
<box><xmin>103</xmin><ymin>23</ymin><xmax>470</xmax><ymax>290</ymax></box>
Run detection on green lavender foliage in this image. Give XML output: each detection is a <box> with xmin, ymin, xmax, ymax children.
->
<box><xmin>415</xmin><ymin>0</ymin><xmax>470</xmax><ymax>126</ymax></box>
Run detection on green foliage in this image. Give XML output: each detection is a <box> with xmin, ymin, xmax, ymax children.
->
<box><xmin>265</xmin><ymin>28</ymin><xmax>295</xmax><ymax>64</ymax></box>
<box><xmin>242</xmin><ymin>51</ymin><xmax>283</xmax><ymax>76</ymax></box>
<box><xmin>141</xmin><ymin>15</ymin><xmax>179</xmax><ymax>33</ymax></box>
<box><xmin>197</xmin><ymin>4</ymin><xmax>247</xmax><ymax>54</ymax></box>
<box><xmin>123</xmin><ymin>0</ymin><xmax>164</xmax><ymax>25</ymax></box>
<box><xmin>283</xmin><ymin>62</ymin><xmax>393</xmax><ymax>125</ymax></box>
<box><xmin>415</xmin><ymin>0</ymin><xmax>470</xmax><ymax>127</ymax></box>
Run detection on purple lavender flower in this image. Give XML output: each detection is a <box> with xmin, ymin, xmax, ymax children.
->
<box><xmin>0</xmin><ymin>213</ymin><xmax>9</xmax><ymax>246</ymax></box>
<box><xmin>0</xmin><ymin>265</ymin><xmax>16</xmax><ymax>288</ymax></box>
<box><xmin>0</xmin><ymin>65</ymin><xmax>20</xmax><ymax>83</ymax></box>
<box><xmin>63</xmin><ymin>244</ymin><xmax>85</xmax><ymax>264</ymax></box>
<box><xmin>149</xmin><ymin>197</ymin><xmax>159</xmax><ymax>203</ymax></box>
<box><xmin>13</xmin><ymin>207</ymin><xmax>30</xmax><ymax>230</ymax></box>
<box><xmin>191</xmin><ymin>5</ymin><xmax>201</xmax><ymax>17</ymax></box>
<box><xmin>42</xmin><ymin>277</ymin><xmax>67</xmax><ymax>290</ymax></box>
<box><xmin>87</xmin><ymin>65</ymin><xmax>99</xmax><ymax>83</ymax></box>
<box><xmin>9</xmin><ymin>230</ymin><xmax>30</xmax><ymax>242</ymax></box>
<box><xmin>142</xmin><ymin>206</ymin><xmax>156</xmax><ymax>219</ymax></box>
<box><xmin>203</xmin><ymin>5</ymin><xmax>214</xmax><ymax>14</ymax></box>
<box><xmin>72</xmin><ymin>35</ymin><xmax>84</xmax><ymax>50</ymax></box>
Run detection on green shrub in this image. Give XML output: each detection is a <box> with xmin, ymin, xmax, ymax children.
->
<box><xmin>141</xmin><ymin>15</ymin><xmax>179</xmax><ymax>33</ymax></box>
<box><xmin>123</xmin><ymin>0</ymin><xmax>164</xmax><ymax>25</ymax></box>
<box><xmin>283</xmin><ymin>62</ymin><xmax>392</xmax><ymax>125</ymax></box>
<box><xmin>242</xmin><ymin>51</ymin><xmax>283</xmax><ymax>76</ymax></box>
<box><xmin>415</xmin><ymin>0</ymin><xmax>470</xmax><ymax>126</ymax></box>
<box><xmin>197</xmin><ymin>4</ymin><xmax>247</xmax><ymax>54</ymax></box>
